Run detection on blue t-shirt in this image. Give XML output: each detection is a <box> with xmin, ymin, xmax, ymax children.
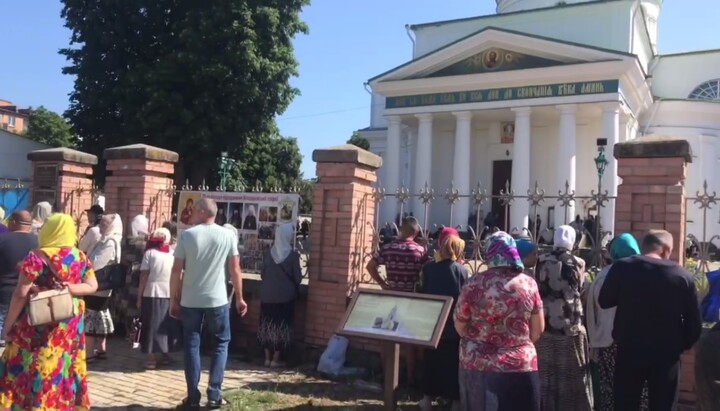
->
<box><xmin>175</xmin><ymin>224</ymin><xmax>238</xmax><ymax>308</ymax></box>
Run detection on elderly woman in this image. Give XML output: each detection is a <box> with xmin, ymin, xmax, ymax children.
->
<box><xmin>418</xmin><ymin>234</ymin><xmax>468</xmax><ymax>411</ymax></box>
<box><xmin>137</xmin><ymin>227</ymin><xmax>175</xmax><ymax>369</ymax></box>
<box><xmin>0</xmin><ymin>213</ymin><xmax>97</xmax><ymax>409</ymax></box>
<box><xmin>535</xmin><ymin>225</ymin><xmax>592</xmax><ymax>410</ymax></box>
<box><xmin>454</xmin><ymin>231</ymin><xmax>545</xmax><ymax>411</ymax></box>
<box><xmin>86</xmin><ymin>213</ymin><xmax>123</xmax><ymax>360</ymax></box>
<box><xmin>30</xmin><ymin>201</ymin><xmax>52</xmax><ymax>235</ymax></box>
<box><xmin>258</xmin><ymin>223</ymin><xmax>301</xmax><ymax>367</ymax></box>
<box><xmin>587</xmin><ymin>233</ymin><xmax>648</xmax><ymax>411</ymax></box>
<box><xmin>516</xmin><ymin>237</ymin><xmax>538</xmax><ymax>275</ymax></box>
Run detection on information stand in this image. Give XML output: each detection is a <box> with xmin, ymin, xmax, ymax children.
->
<box><xmin>337</xmin><ymin>289</ymin><xmax>454</xmax><ymax>410</ymax></box>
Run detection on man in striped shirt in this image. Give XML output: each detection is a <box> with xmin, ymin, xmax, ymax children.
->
<box><xmin>367</xmin><ymin>217</ymin><xmax>426</xmax><ymax>292</ymax></box>
<box><xmin>366</xmin><ymin>217</ymin><xmax>426</xmax><ymax>386</ymax></box>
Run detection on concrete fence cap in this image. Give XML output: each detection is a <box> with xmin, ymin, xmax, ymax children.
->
<box><xmin>312</xmin><ymin>144</ymin><xmax>382</xmax><ymax>169</ymax></box>
<box><xmin>27</xmin><ymin>147</ymin><xmax>99</xmax><ymax>165</ymax></box>
<box><xmin>614</xmin><ymin>138</ymin><xmax>692</xmax><ymax>163</ymax></box>
<box><xmin>103</xmin><ymin>144</ymin><xmax>179</xmax><ymax>163</ymax></box>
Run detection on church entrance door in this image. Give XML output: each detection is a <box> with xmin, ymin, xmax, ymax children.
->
<box><xmin>491</xmin><ymin>160</ymin><xmax>512</xmax><ymax>232</ymax></box>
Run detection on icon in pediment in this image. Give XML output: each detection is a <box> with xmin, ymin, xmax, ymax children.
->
<box><xmin>425</xmin><ymin>48</ymin><xmax>562</xmax><ymax>78</ymax></box>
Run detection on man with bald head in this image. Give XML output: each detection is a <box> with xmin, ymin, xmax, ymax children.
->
<box><xmin>599</xmin><ymin>229</ymin><xmax>702</xmax><ymax>410</ymax></box>
<box><xmin>0</xmin><ymin>210</ymin><xmax>38</xmax><ymax>345</ymax></box>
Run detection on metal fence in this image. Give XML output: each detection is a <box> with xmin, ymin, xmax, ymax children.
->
<box><xmin>362</xmin><ymin>179</ymin><xmax>615</xmax><ymax>283</ymax></box>
<box><xmin>685</xmin><ymin>181</ymin><xmax>719</xmax><ymax>295</ymax></box>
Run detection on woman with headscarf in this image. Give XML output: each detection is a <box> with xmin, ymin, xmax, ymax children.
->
<box><xmin>0</xmin><ymin>206</ymin><xmax>8</xmax><ymax>235</ymax></box>
<box><xmin>258</xmin><ymin>223</ymin><xmax>301</xmax><ymax>367</ymax></box>
<box><xmin>0</xmin><ymin>213</ymin><xmax>97</xmax><ymax>409</ymax></box>
<box><xmin>30</xmin><ymin>201</ymin><xmax>52</xmax><ymax>235</ymax></box>
<box><xmin>587</xmin><ymin>233</ymin><xmax>648</xmax><ymax>411</ymax></box>
<box><xmin>418</xmin><ymin>234</ymin><xmax>468</xmax><ymax>411</ymax></box>
<box><xmin>85</xmin><ymin>213</ymin><xmax>123</xmax><ymax>360</ymax></box>
<box><xmin>516</xmin><ymin>237</ymin><xmax>539</xmax><ymax>276</ymax></box>
<box><xmin>535</xmin><ymin>225</ymin><xmax>593</xmax><ymax>410</ymax></box>
<box><xmin>131</xmin><ymin>214</ymin><xmax>149</xmax><ymax>238</ymax></box>
<box><xmin>432</xmin><ymin>226</ymin><xmax>460</xmax><ymax>263</ymax></box>
<box><xmin>137</xmin><ymin>227</ymin><xmax>175</xmax><ymax>369</ymax></box>
<box><xmin>243</xmin><ymin>205</ymin><xmax>257</xmax><ymax>230</ymax></box>
<box><xmin>454</xmin><ymin>231</ymin><xmax>544</xmax><ymax>411</ymax></box>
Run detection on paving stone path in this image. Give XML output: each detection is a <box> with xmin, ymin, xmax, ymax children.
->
<box><xmin>87</xmin><ymin>338</ymin><xmax>281</xmax><ymax>410</ymax></box>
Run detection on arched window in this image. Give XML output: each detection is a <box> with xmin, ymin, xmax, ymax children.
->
<box><xmin>688</xmin><ymin>79</ymin><xmax>720</xmax><ymax>100</ymax></box>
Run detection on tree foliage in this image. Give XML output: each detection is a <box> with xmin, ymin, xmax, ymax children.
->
<box><xmin>24</xmin><ymin>106</ymin><xmax>76</xmax><ymax>148</ymax></box>
<box><xmin>296</xmin><ymin>178</ymin><xmax>315</xmax><ymax>214</ymax></box>
<box><xmin>347</xmin><ymin>131</ymin><xmax>370</xmax><ymax>150</ymax></box>
<box><xmin>60</xmin><ymin>0</ymin><xmax>309</xmax><ymax>186</ymax></box>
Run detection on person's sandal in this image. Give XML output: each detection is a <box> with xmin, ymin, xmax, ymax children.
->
<box><xmin>270</xmin><ymin>361</ymin><xmax>287</xmax><ymax>368</ymax></box>
<box><xmin>207</xmin><ymin>397</ymin><xmax>228</xmax><ymax>409</ymax></box>
<box><xmin>178</xmin><ymin>397</ymin><xmax>200</xmax><ymax>410</ymax></box>
<box><xmin>144</xmin><ymin>361</ymin><xmax>157</xmax><ymax>370</ymax></box>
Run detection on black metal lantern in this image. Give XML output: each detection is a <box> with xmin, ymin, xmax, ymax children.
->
<box><xmin>595</xmin><ymin>138</ymin><xmax>609</xmax><ymax>179</ymax></box>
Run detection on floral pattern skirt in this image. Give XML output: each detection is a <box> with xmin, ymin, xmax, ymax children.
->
<box><xmin>536</xmin><ymin>330</ymin><xmax>593</xmax><ymax>411</ymax></box>
<box><xmin>257</xmin><ymin>302</ymin><xmax>295</xmax><ymax>352</ymax></box>
<box><xmin>596</xmin><ymin>343</ymin><xmax>649</xmax><ymax>411</ymax></box>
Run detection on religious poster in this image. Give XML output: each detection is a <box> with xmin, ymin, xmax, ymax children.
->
<box><xmin>338</xmin><ymin>289</ymin><xmax>453</xmax><ymax>348</ymax></box>
<box><xmin>176</xmin><ymin>191</ymin><xmax>300</xmax><ymax>273</ymax></box>
<box><xmin>501</xmin><ymin>122</ymin><xmax>515</xmax><ymax>144</ymax></box>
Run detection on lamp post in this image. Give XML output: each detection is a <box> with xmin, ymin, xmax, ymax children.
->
<box><xmin>219</xmin><ymin>151</ymin><xmax>229</xmax><ymax>191</ymax></box>
<box><xmin>594</xmin><ymin>138</ymin><xmax>609</xmax><ymax>264</ymax></box>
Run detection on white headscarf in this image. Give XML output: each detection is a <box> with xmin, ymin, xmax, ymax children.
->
<box><xmin>131</xmin><ymin>214</ymin><xmax>149</xmax><ymax>237</ymax></box>
<box><xmin>553</xmin><ymin>225</ymin><xmax>576</xmax><ymax>251</ymax></box>
<box><xmin>270</xmin><ymin>223</ymin><xmax>295</xmax><ymax>264</ymax></box>
<box><xmin>151</xmin><ymin>227</ymin><xmax>172</xmax><ymax>245</ymax></box>
<box><xmin>0</xmin><ymin>206</ymin><xmax>5</xmax><ymax>221</ymax></box>
<box><xmin>32</xmin><ymin>202</ymin><xmax>52</xmax><ymax>223</ymax></box>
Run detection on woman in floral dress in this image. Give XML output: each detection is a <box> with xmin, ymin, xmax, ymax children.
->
<box><xmin>454</xmin><ymin>231</ymin><xmax>545</xmax><ymax>411</ymax></box>
<box><xmin>0</xmin><ymin>213</ymin><xmax>98</xmax><ymax>410</ymax></box>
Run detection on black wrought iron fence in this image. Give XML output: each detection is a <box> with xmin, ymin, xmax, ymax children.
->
<box><xmin>363</xmin><ymin>179</ymin><xmax>615</xmax><ymax>283</ymax></box>
<box><xmin>685</xmin><ymin>180</ymin><xmax>719</xmax><ymax>296</ymax></box>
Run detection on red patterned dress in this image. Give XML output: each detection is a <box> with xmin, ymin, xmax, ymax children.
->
<box><xmin>0</xmin><ymin>247</ymin><xmax>94</xmax><ymax>410</ymax></box>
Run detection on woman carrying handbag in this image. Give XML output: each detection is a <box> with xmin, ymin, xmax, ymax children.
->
<box><xmin>0</xmin><ymin>213</ymin><xmax>98</xmax><ymax>410</ymax></box>
<box><xmin>258</xmin><ymin>223</ymin><xmax>302</xmax><ymax>368</ymax></box>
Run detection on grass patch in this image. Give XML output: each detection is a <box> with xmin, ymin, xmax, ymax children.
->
<box><xmin>222</xmin><ymin>389</ymin><xmax>294</xmax><ymax>410</ymax></box>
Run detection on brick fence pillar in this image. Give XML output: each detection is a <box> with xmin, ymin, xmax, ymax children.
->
<box><xmin>614</xmin><ymin>140</ymin><xmax>691</xmax><ymax>263</ymax></box>
<box><xmin>27</xmin><ymin>148</ymin><xmax>98</xmax><ymax>232</ymax></box>
<box><xmin>614</xmin><ymin>139</ymin><xmax>696</xmax><ymax>406</ymax></box>
<box><xmin>304</xmin><ymin>145</ymin><xmax>382</xmax><ymax>347</ymax></box>
<box><xmin>103</xmin><ymin>144</ymin><xmax>179</xmax><ymax>234</ymax></box>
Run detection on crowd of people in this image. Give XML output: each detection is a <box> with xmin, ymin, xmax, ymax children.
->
<box><xmin>0</xmin><ymin>199</ymin><xmax>303</xmax><ymax>410</ymax></box>
<box><xmin>368</xmin><ymin>217</ymin><xmax>703</xmax><ymax>411</ymax></box>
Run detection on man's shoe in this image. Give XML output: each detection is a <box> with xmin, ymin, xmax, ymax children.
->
<box><xmin>207</xmin><ymin>397</ymin><xmax>228</xmax><ymax>409</ymax></box>
<box><xmin>178</xmin><ymin>397</ymin><xmax>200</xmax><ymax>410</ymax></box>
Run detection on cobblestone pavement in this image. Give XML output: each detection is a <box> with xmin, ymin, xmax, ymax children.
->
<box><xmin>88</xmin><ymin>338</ymin><xmax>282</xmax><ymax>410</ymax></box>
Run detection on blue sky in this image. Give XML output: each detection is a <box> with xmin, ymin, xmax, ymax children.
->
<box><xmin>1</xmin><ymin>1</ymin><xmax>718</xmax><ymax>178</ymax></box>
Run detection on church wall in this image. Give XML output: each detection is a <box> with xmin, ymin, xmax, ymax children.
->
<box><xmin>412</xmin><ymin>1</ymin><xmax>633</xmax><ymax>58</ymax></box>
<box><xmin>652</xmin><ymin>52</ymin><xmax>720</xmax><ymax>99</ymax></box>
<box><xmin>630</xmin><ymin>5</ymin><xmax>654</xmax><ymax>72</ymax></box>
<box><xmin>370</xmin><ymin>93</ymin><xmax>387</xmax><ymax>128</ymax></box>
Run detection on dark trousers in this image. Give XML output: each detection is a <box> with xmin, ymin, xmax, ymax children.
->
<box><xmin>614</xmin><ymin>345</ymin><xmax>680</xmax><ymax>411</ymax></box>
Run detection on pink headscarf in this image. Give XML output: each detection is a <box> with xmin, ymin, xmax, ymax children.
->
<box><xmin>434</xmin><ymin>227</ymin><xmax>460</xmax><ymax>263</ymax></box>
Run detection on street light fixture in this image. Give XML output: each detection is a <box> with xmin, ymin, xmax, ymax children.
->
<box><xmin>593</xmin><ymin>138</ymin><xmax>609</xmax><ymax>266</ymax></box>
<box><xmin>219</xmin><ymin>151</ymin><xmax>230</xmax><ymax>191</ymax></box>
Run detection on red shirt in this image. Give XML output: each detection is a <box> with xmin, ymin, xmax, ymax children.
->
<box><xmin>455</xmin><ymin>269</ymin><xmax>543</xmax><ymax>372</ymax></box>
<box><xmin>373</xmin><ymin>238</ymin><xmax>426</xmax><ymax>292</ymax></box>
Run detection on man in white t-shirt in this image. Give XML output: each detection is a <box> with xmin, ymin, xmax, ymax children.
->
<box><xmin>170</xmin><ymin>198</ymin><xmax>247</xmax><ymax>409</ymax></box>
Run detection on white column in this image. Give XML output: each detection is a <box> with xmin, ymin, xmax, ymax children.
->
<box><xmin>384</xmin><ymin>116</ymin><xmax>402</xmax><ymax>224</ymax></box>
<box><xmin>600</xmin><ymin>103</ymin><xmax>620</xmax><ymax>236</ymax></box>
<box><xmin>415</xmin><ymin>113</ymin><xmax>433</xmax><ymax>225</ymax></box>
<box><xmin>452</xmin><ymin>111</ymin><xmax>472</xmax><ymax>228</ymax></box>
<box><xmin>510</xmin><ymin>107</ymin><xmax>531</xmax><ymax>230</ymax></box>
<box><xmin>556</xmin><ymin>104</ymin><xmax>577</xmax><ymax>226</ymax></box>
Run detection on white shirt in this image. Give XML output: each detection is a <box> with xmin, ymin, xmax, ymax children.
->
<box><xmin>140</xmin><ymin>248</ymin><xmax>175</xmax><ymax>298</ymax></box>
<box><xmin>79</xmin><ymin>226</ymin><xmax>101</xmax><ymax>254</ymax></box>
<box><xmin>586</xmin><ymin>265</ymin><xmax>616</xmax><ymax>348</ymax></box>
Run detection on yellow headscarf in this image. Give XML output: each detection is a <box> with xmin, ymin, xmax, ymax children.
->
<box><xmin>439</xmin><ymin>234</ymin><xmax>465</xmax><ymax>262</ymax></box>
<box><xmin>39</xmin><ymin>213</ymin><xmax>77</xmax><ymax>254</ymax></box>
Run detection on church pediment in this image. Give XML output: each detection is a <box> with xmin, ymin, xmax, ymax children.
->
<box><xmin>369</xmin><ymin>27</ymin><xmax>635</xmax><ymax>84</ymax></box>
<box><xmin>419</xmin><ymin>48</ymin><xmax>566</xmax><ymax>78</ymax></box>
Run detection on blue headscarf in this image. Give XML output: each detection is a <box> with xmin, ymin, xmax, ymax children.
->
<box><xmin>516</xmin><ymin>238</ymin><xmax>537</xmax><ymax>260</ymax></box>
<box><xmin>610</xmin><ymin>233</ymin><xmax>640</xmax><ymax>261</ymax></box>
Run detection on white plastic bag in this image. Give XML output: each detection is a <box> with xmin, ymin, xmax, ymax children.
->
<box><xmin>317</xmin><ymin>334</ymin><xmax>348</xmax><ymax>376</ymax></box>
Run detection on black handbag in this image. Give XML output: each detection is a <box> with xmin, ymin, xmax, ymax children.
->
<box><xmin>94</xmin><ymin>238</ymin><xmax>127</xmax><ymax>291</ymax></box>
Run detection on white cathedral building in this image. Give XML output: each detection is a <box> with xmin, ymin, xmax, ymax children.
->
<box><xmin>359</xmin><ymin>0</ymin><xmax>720</xmax><ymax>240</ymax></box>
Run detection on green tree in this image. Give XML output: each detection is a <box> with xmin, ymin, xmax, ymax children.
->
<box><xmin>296</xmin><ymin>177</ymin><xmax>315</xmax><ymax>214</ymax></box>
<box><xmin>24</xmin><ymin>106</ymin><xmax>76</xmax><ymax>148</ymax></box>
<box><xmin>347</xmin><ymin>131</ymin><xmax>370</xmax><ymax>150</ymax></box>
<box><xmin>60</xmin><ymin>0</ymin><xmax>309</xmax><ymax>186</ymax></box>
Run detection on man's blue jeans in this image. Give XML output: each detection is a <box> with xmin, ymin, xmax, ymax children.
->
<box><xmin>181</xmin><ymin>304</ymin><xmax>231</xmax><ymax>403</ymax></box>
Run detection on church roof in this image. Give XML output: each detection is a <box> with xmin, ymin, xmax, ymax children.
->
<box><xmin>408</xmin><ymin>0</ymin><xmax>621</xmax><ymax>31</ymax></box>
<box><xmin>368</xmin><ymin>26</ymin><xmax>637</xmax><ymax>83</ymax></box>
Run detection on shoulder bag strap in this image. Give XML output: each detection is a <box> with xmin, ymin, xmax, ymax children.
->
<box><xmin>277</xmin><ymin>261</ymin><xmax>300</xmax><ymax>296</ymax></box>
<box><xmin>107</xmin><ymin>238</ymin><xmax>120</xmax><ymax>264</ymax></box>
<box><xmin>33</xmin><ymin>249</ymin><xmax>63</xmax><ymax>287</ymax></box>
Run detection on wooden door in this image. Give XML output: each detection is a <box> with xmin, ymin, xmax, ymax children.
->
<box><xmin>491</xmin><ymin>160</ymin><xmax>512</xmax><ymax>232</ymax></box>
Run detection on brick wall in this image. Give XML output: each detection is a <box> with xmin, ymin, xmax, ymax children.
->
<box><xmin>305</xmin><ymin>145</ymin><xmax>382</xmax><ymax>351</ymax></box>
<box><xmin>103</xmin><ymin>144</ymin><xmax>178</xmax><ymax>233</ymax></box>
